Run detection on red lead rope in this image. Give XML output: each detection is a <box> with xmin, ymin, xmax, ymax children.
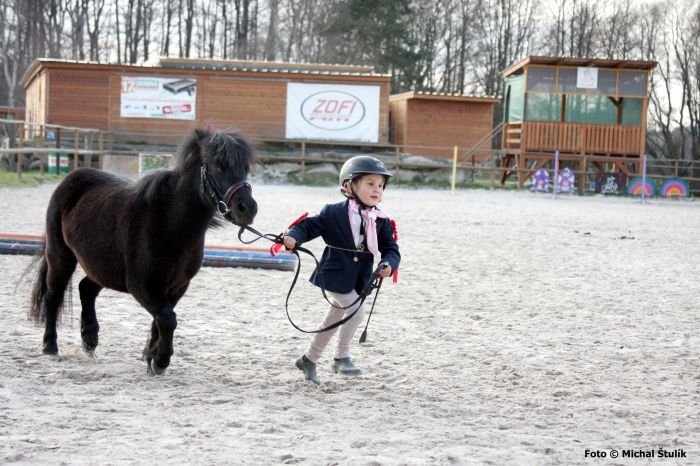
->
<box><xmin>269</xmin><ymin>212</ymin><xmax>309</xmax><ymax>256</ymax></box>
<box><xmin>389</xmin><ymin>219</ymin><xmax>399</xmax><ymax>284</ymax></box>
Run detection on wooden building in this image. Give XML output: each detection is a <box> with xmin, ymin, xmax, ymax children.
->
<box><xmin>389</xmin><ymin>91</ymin><xmax>500</xmax><ymax>159</ymax></box>
<box><xmin>500</xmin><ymin>56</ymin><xmax>657</xmax><ymax>188</ymax></box>
<box><xmin>0</xmin><ymin>106</ymin><xmax>25</xmax><ymax>120</ymax></box>
<box><xmin>21</xmin><ymin>58</ymin><xmax>392</xmax><ymax>145</ymax></box>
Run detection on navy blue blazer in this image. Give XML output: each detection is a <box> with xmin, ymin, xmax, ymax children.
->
<box><xmin>286</xmin><ymin>200</ymin><xmax>400</xmax><ymax>295</ymax></box>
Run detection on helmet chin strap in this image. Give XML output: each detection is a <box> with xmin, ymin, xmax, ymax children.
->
<box><xmin>342</xmin><ymin>181</ymin><xmax>372</xmax><ymax>209</ymax></box>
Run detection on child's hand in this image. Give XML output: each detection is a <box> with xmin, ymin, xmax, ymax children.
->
<box><xmin>282</xmin><ymin>235</ymin><xmax>297</xmax><ymax>250</ymax></box>
<box><xmin>378</xmin><ymin>264</ymin><xmax>392</xmax><ymax>278</ymax></box>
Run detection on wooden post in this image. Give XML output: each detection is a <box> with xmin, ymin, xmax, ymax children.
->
<box><xmin>84</xmin><ymin>133</ymin><xmax>91</xmax><ymax>167</ymax></box>
<box><xmin>17</xmin><ymin>122</ymin><xmax>24</xmax><ymax>178</ymax></box>
<box><xmin>451</xmin><ymin>146</ymin><xmax>458</xmax><ymax>193</ymax></box>
<box><xmin>300</xmin><ymin>141</ymin><xmax>306</xmax><ymax>182</ymax></box>
<box><xmin>38</xmin><ymin>124</ymin><xmax>46</xmax><ymax>175</ymax></box>
<box><xmin>394</xmin><ymin>145</ymin><xmax>401</xmax><ymax>186</ymax></box>
<box><xmin>74</xmin><ymin>130</ymin><xmax>80</xmax><ymax>170</ymax></box>
<box><xmin>471</xmin><ymin>152</ymin><xmax>476</xmax><ymax>184</ymax></box>
<box><xmin>98</xmin><ymin>132</ymin><xmax>104</xmax><ymax>169</ymax></box>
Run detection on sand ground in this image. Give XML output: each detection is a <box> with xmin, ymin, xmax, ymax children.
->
<box><xmin>0</xmin><ymin>182</ymin><xmax>698</xmax><ymax>465</ymax></box>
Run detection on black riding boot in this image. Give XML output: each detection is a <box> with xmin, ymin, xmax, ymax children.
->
<box><xmin>296</xmin><ymin>355</ymin><xmax>320</xmax><ymax>385</ymax></box>
<box><xmin>332</xmin><ymin>357</ymin><xmax>362</xmax><ymax>375</ymax></box>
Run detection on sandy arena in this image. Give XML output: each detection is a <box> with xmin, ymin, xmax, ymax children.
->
<box><xmin>0</xmin><ymin>182</ymin><xmax>698</xmax><ymax>465</ymax></box>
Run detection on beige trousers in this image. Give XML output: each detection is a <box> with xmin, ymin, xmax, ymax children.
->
<box><xmin>305</xmin><ymin>290</ymin><xmax>366</xmax><ymax>363</ymax></box>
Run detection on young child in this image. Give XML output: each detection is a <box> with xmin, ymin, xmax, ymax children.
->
<box><xmin>283</xmin><ymin>156</ymin><xmax>401</xmax><ymax>385</ymax></box>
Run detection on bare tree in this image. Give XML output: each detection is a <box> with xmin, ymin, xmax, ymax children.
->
<box><xmin>647</xmin><ymin>23</ymin><xmax>681</xmax><ymax>161</ymax></box>
<box><xmin>541</xmin><ymin>0</ymin><xmax>599</xmax><ymax>57</ymax></box>
<box><xmin>67</xmin><ymin>0</ymin><xmax>86</xmax><ymax>60</ymax></box>
<box><xmin>472</xmin><ymin>0</ymin><xmax>538</xmax><ymax>97</ymax></box>
<box><xmin>83</xmin><ymin>0</ymin><xmax>106</xmax><ymax>61</ymax></box>
<box><xmin>599</xmin><ymin>0</ymin><xmax>639</xmax><ymax>59</ymax></box>
<box><xmin>160</xmin><ymin>0</ymin><xmax>175</xmax><ymax>57</ymax></box>
<box><xmin>178</xmin><ymin>0</ymin><xmax>194</xmax><ymax>57</ymax></box>
<box><xmin>672</xmin><ymin>1</ymin><xmax>700</xmax><ymax>165</ymax></box>
<box><xmin>0</xmin><ymin>0</ymin><xmax>25</xmax><ymax>107</ymax></box>
<box><xmin>263</xmin><ymin>0</ymin><xmax>278</xmax><ymax>61</ymax></box>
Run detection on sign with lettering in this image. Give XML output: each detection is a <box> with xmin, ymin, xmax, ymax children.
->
<box><xmin>286</xmin><ymin>83</ymin><xmax>380</xmax><ymax>142</ymax></box>
<box><xmin>121</xmin><ymin>77</ymin><xmax>197</xmax><ymax>120</ymax></box>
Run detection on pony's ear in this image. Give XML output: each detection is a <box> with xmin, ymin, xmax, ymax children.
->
<box><xmin>194</xmin><ymin>127</ymin><xmax>210</xmax><ymax>145</ymax></box>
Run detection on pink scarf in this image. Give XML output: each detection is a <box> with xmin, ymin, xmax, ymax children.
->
<box><xmin>349</xmin><ymin>199</ymin><xmax>386</xmax><ymax>256</ymax></box>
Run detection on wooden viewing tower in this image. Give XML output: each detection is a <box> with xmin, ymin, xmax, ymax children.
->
<box><xmin>500</xmin><ymin>56</ymin><xmax>657</xmax><ymax>189</ymax></box>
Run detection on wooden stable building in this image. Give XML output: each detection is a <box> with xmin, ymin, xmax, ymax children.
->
<box><xmin>500</xmin><ymin>56</ymin><xmax>657</xmax><ymax>189</ymax></box>
<box><xmin>389</xmin><ymin>91</ymin><xmax>499</xmax><ymax>159</ymax></box>
<box><xmin>21</xmin><ymin>58</ymin><xmax>392</xmax><ymax>145</ymax></box>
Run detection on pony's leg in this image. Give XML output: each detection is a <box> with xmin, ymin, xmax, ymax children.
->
<box><xmin>143</xmin><ymin>307</ymin><xmax>177</xmax><ymax>376</ymax></box>
<box><xmin>78</xmin><ymin>277</ymin><xmax>102</xmax><ymax>354</ymax></box>
<box><xmin>42</xmin><ymin>249</ymin><xmax>77</xmax><ymax>355</ymax></box>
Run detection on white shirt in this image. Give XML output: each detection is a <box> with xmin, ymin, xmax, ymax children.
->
<box><xmin>349</xmin><ymin>207</ymin><xmax>364</xmax><ymax>247</ymax></box>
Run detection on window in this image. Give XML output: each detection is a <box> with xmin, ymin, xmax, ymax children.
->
<box><xmin>526</xmin><ymin>93</ymin><xmax>561</xmax><ymax>121</ymax></box>
<box><xmin>505</xmin><ymin>75</ymin><xmax>525</xmax><ymax>122</ymax></box>
<box><xmin>587</xmin><ymin>70</ymin><xmax>617</xmax><ymax>95</ymax></box>
<box><xmin>557</xmin><ymin>68</ymin><xmax>579</xmax><ymax>93</ymax></box>
<box><xmin>621</xmin><ymin>98</ymin><xmax>643</xmax><ymax>125</ymax></box>
<box><xmin>527</xmin><ymin>67</ymin><xmax>556</xmax><ymax>92</ymax></box>
<box><xmin>565</xmin><ymin>95</ymin><xmax>616</xmax><ymax>124</ymax></box>
<box><xmin>619</xmin><ymin>71</ymin><xmax>647</xmax><ymax>96</ymax></box>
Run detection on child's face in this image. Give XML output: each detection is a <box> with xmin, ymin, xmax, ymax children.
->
<box><xmin>351</xmin><ymin>174</ymin><xmax>385</xmax><ymax>207</ymax></box>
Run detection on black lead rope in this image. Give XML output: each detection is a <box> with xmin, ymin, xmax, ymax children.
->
<box><xmin>238</xmin><ymin>225</ymin><xmax>385</xmax><ymax>336</ymax></box>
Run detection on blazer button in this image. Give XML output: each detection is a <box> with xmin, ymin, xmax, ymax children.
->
<box><xmin>353</xmin><ymin>256</ymin><xmax>359</xmax><ymax>262</ymax></box>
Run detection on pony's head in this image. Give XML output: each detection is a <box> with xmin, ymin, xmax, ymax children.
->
<box><xmin>179</xmin><ymin>127</ymin><xmax>258</xmax><ymax>226</ymax></box>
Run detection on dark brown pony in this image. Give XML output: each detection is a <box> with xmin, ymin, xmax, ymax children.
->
<box><xmin>29</xmin><ymin>127</ymin><xmax>257</xmax><ymax>375</ymax></box>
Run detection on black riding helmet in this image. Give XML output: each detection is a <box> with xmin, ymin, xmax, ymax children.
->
<box><xmin>339</xmin><ymin>156</ymin><xmax>392</xmax><ymax>199</ymax></box>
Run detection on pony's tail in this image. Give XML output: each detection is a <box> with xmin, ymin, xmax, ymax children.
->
<box><xmin>29</xmin><ymin>254</ymin><xmax>49</xmax><ymax>323</ymax></box>
<box><xmin>28</xmin><ymin>249</ymin><xmax>72</xmax><ymax>324</ymax></box>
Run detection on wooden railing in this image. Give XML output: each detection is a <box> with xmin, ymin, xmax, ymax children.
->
<box><xmin>507</xmin><ymin>122</ymin><xmax>643</xmax><ymax>155</ymax></box>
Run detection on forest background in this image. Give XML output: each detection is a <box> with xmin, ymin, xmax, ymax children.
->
<box><xmin>0</xmin><ymin>0</ymin><xmax>698</xmax><ymax>162</ymax></box>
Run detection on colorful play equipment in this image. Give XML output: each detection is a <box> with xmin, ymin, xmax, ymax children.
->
<box><xmin>0</xmin><ymin>233</ymin><xmax>295</xmax><ymax>271</ymax></box>
<box><xmin>626</xmin><ymin>176</ymin><xmax>656</xmax><ymax>197</ymax></box>
<box><xmin>557</xmin><ymin>167</ymin><xmax>576</xmax><ymax>194</ymax></box>
<box><xmin>529</xmin><ymin>168</ymin><xmax>550</xmax><ymax>192</ymax></box>
<box><xmin>659</xmin><ymin>178</ymin><xmax>690</xmax><ymax>198</ymax></box>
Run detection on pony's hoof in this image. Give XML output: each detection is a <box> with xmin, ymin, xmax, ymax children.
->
<box><xmin>81</xmin><ymin>338</ymin><xmax>98</xmax><ymax>354</ymax></box>
<box><xmin>147</xmin><ymin>359</ymin><xmax>166</xmax><ymax>376</ymax></box>
<box><xmin>81</xmin><ymin>344</ymin><xmax>97</xmax><ymax>358</ymax></box>
<box><xmin>42</xmin><ymin>343</ymin><xmax>58</xmax><ymax>355</ymax></box>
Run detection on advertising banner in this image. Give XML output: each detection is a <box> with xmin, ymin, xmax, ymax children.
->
<box><xmin>286</xmin><ymin>83</ymin><xmax>380</xmax><ymax>142</ymax></box>
<box><xmin>121</xmin><ymin>76</ymin><xmax>197</xmax><ymax>120</ymax></box>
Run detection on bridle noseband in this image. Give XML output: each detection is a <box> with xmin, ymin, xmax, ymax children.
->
<box><xmin>200</xmin><ymin>164</ymin><xmax>251</xmax><ymax>220</ymax></box>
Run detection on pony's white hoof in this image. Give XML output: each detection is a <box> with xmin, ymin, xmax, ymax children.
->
<box><xmin>147</xmin><ymin>359</ymin><xmax>166</xmax><ymax>376</ymax></box>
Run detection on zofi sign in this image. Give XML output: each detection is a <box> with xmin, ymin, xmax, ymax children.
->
<box><xmin>286</xmin><ymin>83</ymin><xmax>380</xmax><ymax>143</ymax></box>
<box><xmin>301</xmin><ymin>91</ymin><xmax>366</xmax><ymax>130</ymax></box>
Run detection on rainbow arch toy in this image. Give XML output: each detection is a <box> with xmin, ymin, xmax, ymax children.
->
<box><xmin>659</xmin><ymin>178</ymin><xmax>690</xmax><ymax>197</ymax></box>
<box><xmin>626</xmin><ymin>176</ymin><xmax>655</xmax><ymax>197</ymax></box>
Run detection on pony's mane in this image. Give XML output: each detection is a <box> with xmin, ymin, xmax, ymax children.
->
<box><xmin>133</xmin><ymin>169</ymin><xmax>177</xmax><ymax>205</ymax></box>
<box><xmin>176</xmin><ymin>128</ymin><xmax>253</xmax><ymax>179</ymax></box>
<box><xmin>130</xmin><ymin>128</ymin><xmax>253</xmax><ymax>211</ymax></box>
